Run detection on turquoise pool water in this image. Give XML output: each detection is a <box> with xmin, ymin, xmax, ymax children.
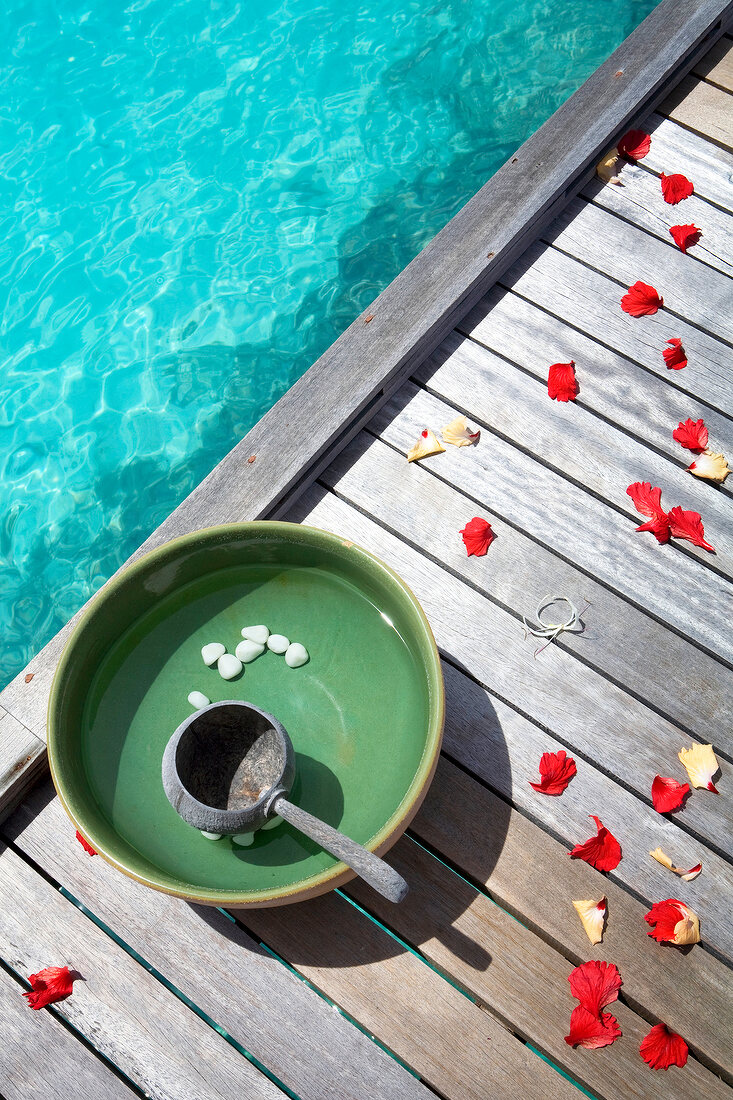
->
<box><xmin>1</xmin><ymin>0</ymin><xmax>657</xmax><ymax>688</ymax></box>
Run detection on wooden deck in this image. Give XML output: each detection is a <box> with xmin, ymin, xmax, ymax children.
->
<box><xmin>2</xmin><ymin>6</ymin><xmax>732</xmax><ymax>1099</ymax></box>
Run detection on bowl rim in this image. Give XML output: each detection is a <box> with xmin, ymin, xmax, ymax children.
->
<box><xmin>48</xmin><ymin>520</ymin><xmax>445</xmax><ymax>905</ymax></box>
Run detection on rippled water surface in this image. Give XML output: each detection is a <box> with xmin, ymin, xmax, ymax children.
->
<box><xmin>1</xmin><ymin>0</ymin><xmax>657</xmax><ymax>686</ymax></box>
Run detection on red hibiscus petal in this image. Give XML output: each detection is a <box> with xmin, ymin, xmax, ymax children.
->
<box><xmin>568</xmin><ymin>960</ymin><xmax>622</xmax><ymax>1016</ymax></box>
<box><xmin>529</xmin><ymin>749</ymin><xmax>577</xmax><ymax>795</ymax></box>
<box><xmin>667</xmin><ymin>506</ymin><xmax>715</xmax><ymax>553</ymax></box>
<box><xmin>23</xmin><ymin>966</ymin><xmax>77</xmax><ymax>1010</ymax></box>
<box><xmin>547</xmin><ymin>361</ymin><xmax>578</xmax><ymax>402</ymax></box>
<box><xmin>621</xmin><ymin>281</ymin><xmax>663</xmax><ymax>317</ymax></box>
<box><xmin>565</xmin><ymin>1005</ymin><xmax>622</xmax><ymax>1049</ymax></box>
<box><xmin>651</xmin><ymin>775</ymin><xmax>690</xmax><ymax>814</ymax></box>
<box><xmin>635</xmin><ymin>515</ymin><xmax>672</xmax><ymax>544</ymax></box>
<box><xmin>644</xmin><ymin>899</ymin><xmax>685</xmax><ymax>942</ymax></box>
<box><xmin>660</xmin><ymin>173</ymin><xmax>694</xmax><ymax>204</ymax></box>
<box><xmin>672</xmin><ymin>418</ymin><xmax>708</xmax><ymax>453</ymax></box>
<box><xmin>626</xmin><ymin>481</ymin><xmax>665</xmax><ymax>519</ymax></box>
<box><xmin>570</xmin><ymin>814</ymin><xmax>622</xmax><ymax>871</ymax></box>
<box><xmin>75</xmin><ymin>830</ymin><xmax>97</xmax><ymax>856</ymax></box>
<box><xmin>639</xmin><ymin>1023</ymin><xmax>689</xmax><ymax>1070</ymax></box>
<box><xmin>617</xmin><ymin>129</ymin><xmax>651</xmax><ymax>161</ymax></box>
<box><xmin>460</xmin><ymin>517</ymin><xmax>495</xmax><ymax>557</ymax></box>
<box><xmin>662</xmin><ymin>338</ymin><xmax>687</xmax><ymax>370</ymax></box>
<box><xmin>669</xmin><ymin>224</ymin><xmax>701</xmax><ymax>253</ymax></box>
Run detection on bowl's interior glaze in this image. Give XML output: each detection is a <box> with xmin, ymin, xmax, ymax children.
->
<box><xmin>49</xmin><ymin>524</ymin><xmax>443</xmax><ymax>904</ymax></box>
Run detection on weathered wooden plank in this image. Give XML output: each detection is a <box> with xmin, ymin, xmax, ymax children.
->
<box><xmin>369</xmin><ymin>381</ymin><xmax>733</xmax><ymax>665</ymax></box>
<box><xmin>1</xmin><ymin>785</ymin><xmax>436</xmax><ymax>1100</ymax></box>
<box><xmin>346</xmin><ymin>835</ymin><xmax>732</xmax><ymax>1092</ymax></box>
<box><xmin>543</xmin><ymin>199</ymin><xmax>733</xmax><ymax>345</ymax></box>
<box><xmin>661</xmin><ymin>74</ymin><xmax>733</xmax><ymax>149</ymax></box>
<box><xmin>502</xmin><ymin>240</ymin><xmax>733</xmax><ymax>414</ymax></box>
<box><xmin>323</xmin><ymin>429</ymin><xmax>733</xmax><ymax>744</ymax></box>
<box><xmin>0</xmin><ymin>707</ymin><xmax>47</xmax><ymax>822</ymax></box>
<box><xmin>414</xmin><ymin>330</ymin><xmax>733</xmax><ymax>579</ymax></box>
<box><xmin>409</xmin><ymin>758</ymin><xmax>733</xmax><ymax>1080</ymax></box>
<box><xmin>0</xmin><ymin>962</ymin><xmax>136</xmax><ymax>1100</ymax></box>
<box><xmin>292</xmin><ymin>485</ymin><xmax>733</xmax><ymax>855</ymax></box>
<box><xmin>583</xmin><ymin>163</ymin><xmax>733</xmax><ymax>278</ymax></box>
<box><xmin>693</xmin><ymin>34</ymin><xmax>733</xmax><ymax>90</ymax></box>
<box><xmin>642</xmin><ymin>112</ymin><xmax>733</xmax><ymax>213</ymax></box>
<box><xmin>459</xmin><ymin>284</ymin><xmax>733</xmax><ymax>468</ymax></box>
<box><xmin>437</xmin><ymin>657</ymin><xmax>733</xmax><ymax>963</ymax></box>
<box><xmin>0</xmin><ymin>844</ymin><xmax>283</xmax><ymax>1100</ymax></box>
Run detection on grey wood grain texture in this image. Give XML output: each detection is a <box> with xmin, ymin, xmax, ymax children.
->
<box><xmin>0</xmin><ymin>707</ymin><xmax>47</xmax><ymax>821</ymax></box>
<box><xmin>2</xmin><ymin>786</ymin><xmax>433</xmax><ymax>1100</ymax></box>
<box><xmin>0</xmin><ymin>844</ymin><xmax>282</xmax><ymax>1100</ymax></box>
<box><xmin>435</xmin><ymin>657</ymin><xmax>733</xmax><ymax>964</ymax></box>
<box><xmin>583</xmin><ymin>162</ymin><xmax>733</xmax><ymax>278</ymax></box>
<box><xmin>318</xmin><ymin>430</ymin><xmax>733</xmax><ymax>754</ymax></box>
<box><xmin>543</xmin><ymin>198</ymin><xmax>733</xmax><ymax>345</ymax></box>
<box><xmin>368</xmin><ymin>380</ymin><xmax>733</xmax><ymax>665</ymax></box>
<box><xmin>410</xmin><ymin>758</ymin><xmax>733</xmax><ymax>1081</ymax></box>
<box><xmin>661</xmin><ymin>73</ymin><xmax>733</xmax><ymax>149</ymax></box>
<box><xmin>1</xmin><ymin>0</ymin><xmax>731</xmax><ymax>822</ymax></box>
<box><xmin>292</xmin><ymin>485</ymin><xmax>732</xmax><ymax>866</ymax></box>
<box><xmin>0</xmin><ymin>963</ymin><xmax>136</xmax><ymax>1100</ymax></box>
<box><xmin>347</xmin><ymin>835</ymin><xmax>733</xmax><ymax>1093</ymax></box>
<box><xmin>459</xmin><ymin>283</ymin><xmax>733</xmax><ymax>472</ymax></box>
<box><xmin>501</xmin><ymin>240</ymin><xmax>732</xmax><ymax>415</ymax></box>
<box><xmin>693</xmin><ymin>33</ymin><xmax>733</xmax><ymax>89</ymax></box>
<box><xmin>414</xmin><ymin>329</ymin><xmax>733</xmax><ymax>578</ymax></box>
<box><xmin>642</xmin><ymin>112</ymin><xmax>733</xmax><ymax>212</ymax></box>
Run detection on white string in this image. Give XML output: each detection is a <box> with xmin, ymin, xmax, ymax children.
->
<box><xmin>522</xmin><ymin>594</ymin><xmax>590</xmax><ymax>658</ymax></box>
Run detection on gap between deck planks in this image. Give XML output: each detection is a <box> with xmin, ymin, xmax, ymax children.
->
<box><xmin>692</xmin><ymin>32</ymin><xmax>733</xmax><ymax>90</ymax></box>
<box><xmin>660</xmin><ymin>71</ymin><xmax>733</xmax><ymax>149</ymax></box>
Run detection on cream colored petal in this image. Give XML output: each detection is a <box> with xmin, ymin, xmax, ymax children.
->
<box><xmin>688</xmin><ymin>450</ymin><xmax>730</xmax><ymax>483</ymax></box>
<box><xmin>572</xmin><ymin>897</ymin><xmax>606</xmax><ymax>945</ymax></box>
<box><xmin>672</xmin><ymin>904</ymin><xmax>701</xmax><ymax>946</ymax></box>
<box><xmin>441</xmin><ymin>416</ymin><xmax>480</xmax><ymax>448</ymax></box>
<box><xmin>649</xmin><ymin>847</ymin><xmax>674</xmax><ymax>871</ymax></box>
<box><xmin>678</xmin><ymin>742</ymin><xmax>720</xmax><ymax>791</ymax></box>
<box><xmin>407</xmin><ymin>428</ymin><xmax>446</xmax><ymax>462</ymax></box>
<box><xmin>596</xmin><ymin>148</ymin><xmax>622</xmax><ymax>185</ymax></box>
<box><xmin>679</xmin><ymin>863</ymin><xmax>702</xmax><ymax>882</ymax></box>
<box><xmin>650</xmin><ymin>847</ymin><xmax>702</xmax><ymax>880</ymax></box>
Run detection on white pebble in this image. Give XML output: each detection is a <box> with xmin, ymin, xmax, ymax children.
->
<box><xmin>267</xmin><ymin>633</ymin><xmax>289</xmax><ymax>654</ymax></box>
<box><xmin>218</xmin><ymin>653</ymin><xmax>243</xmax><ymax>680</ymax></box>
<box><xmin>235</xmin><ymin>639</ymin><xmax>265</xmax><ymax>663</ymax></box>
<box><xmin>188</xmin><ymin>691</ymin><xmax>210</xmax><ymax>710</ymax></box>
<box><xmin>232</xmin><ymin>832</ymin><xmax>254</xmax><ymax>846</ymax></box>
<box><xmin>241</xmin><ymin>625</ymin><xmax>270</xmax><ymax>645</ymax></box>
<box><xmin>201</xmin><ymin>642</ymin><xmax>226</xmax><ymax>666</ymax></box>
<box><xmin>285</xmin><ymin>642</ymin><xmax>309</xmax><ymax>668</ymax></box>
<box><xmin>200</xmin><ymin>831</ymin><xmax>222</xmax><ymax>841</ymax></box>
<box><xmin>261</xmin><ymin>815</ymin><xmax>283</xmax><ymax>831</ymax></box>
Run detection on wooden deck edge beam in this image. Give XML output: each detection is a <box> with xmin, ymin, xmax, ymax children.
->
<box><xmin>1</xmin><ymin>0</ymin><xmax>731</xmax><ymax>823</ymax></box>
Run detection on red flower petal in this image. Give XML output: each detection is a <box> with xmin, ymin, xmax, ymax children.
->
<box><xmin>570</xmin><ymin>815</ymin><xmax>622</xmax><ymax>871</ymax></box>
<box><xmin>617</xmin><ymin>129</ymin><xmax>651</xmax><ymax>161</ymax></box>
<box><xmin>529</xmin><ymin>750</ymin><xmax>577</xmax><ymax>795</ymax></box>
<box><xmin>568</xmin><ymin>960</ymin><xmax>622</xmax><ymax>1016</ymax></box>
<box><xmin>460</xmin><ymin>517</ymin><xmax>495</xmax><ymax>557</ymax></box>
<box><xmin>547</xmin><ymin>361</ymin><xmax>578</xmax><ymax>402</ymax></box>
<box><xmin>662</xmin><ymin>338</ymin><xmax>687</xmax><ymax>370</ymax></box>
<box><xmin>75</xmin><ymin>830</ymin><xmax>97</xmax><ymax>856</ymax></box>
<box><xmin>669</xmin><ymin>224</ymin><xmax>701</xmax><ymax>253</ymax></box>
<box><xmin>651</xmin><ymin>775</ymin><xmax>690</xmax><ymax>814</ymax></box>
<box><xmin>626</xmin><ymin>481</ymin><xmax>665</xmax><ymax>519</ymax></box>
<box><xmin>667</xmin><ymin>506</ymin><xmax>715</xmax><ymax>553</ymax></box>
<box><xmin>640</xmin><ymin>1023</ymin><xmax>689</xmax><ymax>1070</ymax></box>
<box><xmin>565</xmin><ymin>1005</ymin><xmax>622</xmax><ymax>1049</ymax></box>
<box><xmin>621</xmin><ymin>281</ymin><xmax>663</xmax><ymax>317</ymax></box>
<box><xmin>660</xmin><ymin>173</ymin><xmax>693</xmax><ymax>204</ymax></box>
<box><xmin>23</xmin><ymin>966</ymin><xmax>77</xmax><ymax>1010</ymax></box>
<box><xmin>644</xmin><ymin>899</ymin><xmax>686</xmax><ymax>943</ymax></box>
<box><xmin>635</xmin><ymin>515</ymin><xmax>672</xmax><ymax>544</ymax></box>
<box><xmin>672</xmin><ymin>418</ymin><xmax>708</xmax><ymax>453</ymax></box>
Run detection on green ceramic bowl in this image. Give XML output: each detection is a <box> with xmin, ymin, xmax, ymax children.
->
<box><xmin>48</xmin><ymin>522</ymin><xmax>444</xmax><ymax>906</ymax></box>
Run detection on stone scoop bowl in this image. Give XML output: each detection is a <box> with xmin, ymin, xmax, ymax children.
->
<box><xmin>162</xmin><ymin>700</ymin><xmax>409</xmax><ymax>904</ymax></box>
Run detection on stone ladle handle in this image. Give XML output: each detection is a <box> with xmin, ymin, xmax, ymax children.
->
<box><xmin>271</xmin><ymin>795</ymin><xmax>409</xmax><ymax>904</ymax></box>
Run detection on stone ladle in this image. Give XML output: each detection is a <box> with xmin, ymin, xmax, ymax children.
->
<box><xmin>162</xmin><ymin>700</ymin><xmax>408</xmax><ymax>903</ymax></box>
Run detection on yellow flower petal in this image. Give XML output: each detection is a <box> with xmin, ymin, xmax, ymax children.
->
<box><xmin>649</xmin><ymin>847</ymin><xmax>702</xmax><ymax>880</ymax></box>
<box><xmin>649</xmin><ymin>847</ymin><xmax>674</xmax><ymax>871</ymax></box>
<box><xmin>596</xmin><ymin>148</ymin><xmax>622</xmax><ymax>185</ymax></box>
<box><xmin>678</xmin><ymin>742</ymin><xmax>720</xmax><ymax>792</ymax></box>
<box><xmin>572</xmin><ymin>897</ymin><xmax>607</xmax><ymax>945</ymax></box>
<box><xmin>407</xmin><ymin>428</ymin><xmax>446</xmax><ymax>463</ymax></box>
<box><xmin>441</xmin><ymin>416</ymin><xmax>480</xmax><ymax>448</ymax></box>
<box><xmin>672</xmin><ymin>903</ymin><xmax>701</xmax><ymax>946</ymax></box>
<box><xmin>688</xmin><ymin>450</ymin><xmax>730</xmax><ymax>483</ymax></box>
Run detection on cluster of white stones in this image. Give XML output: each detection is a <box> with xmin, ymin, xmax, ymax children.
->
<box><xmin>190</xmin><ymin>625</ymin><xmax>309</xmax><ymax>712</ymax></box>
